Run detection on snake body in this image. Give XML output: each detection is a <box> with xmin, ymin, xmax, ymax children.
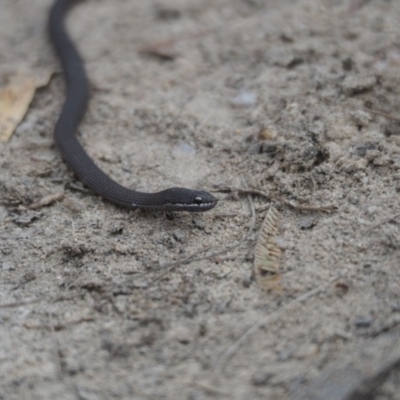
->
<box><xmin>48</xmin><ymin>0</ymin><xmax>217</xmax><ymax>212</ymax></box>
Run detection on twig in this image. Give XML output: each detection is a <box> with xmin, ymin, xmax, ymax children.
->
<box><xmin>213</xmin><ymin>274</ymin><xmax>342</xmax><ymax>371</ymax></box>
<box><xmin>215</xmin><ymin>187</ymin><xmax>337</xmax><ymax>213</ymax></box>
<box><xmin>138</xmin><ymin>29</ymin><xmax>213</xmax><ymax>61</ymax></box>
<box><xmin>68</xmin><ymin>183</ymin><xmax>90</xmax><ymax>193</ymax></box>
<box><xmin>366</xmin><ymin>212</ymin><xmax>400</xmax><ymax>232</ymax></box>
<box><xmin>192</xmin><ymin>382</ymin><xmax>230</xmax><ymax>396</ymax></box>
<box><xmin>0</xmin><ymin>294</ymin><xmax>82</xmax><ymax>309</ymax></box>
<box><xmin>363</xmin><ymin>108</ymin><xmax>400</xmax><ymax>122</ymax></box>
<box><xmin>0</xmin><ymin>298</ymin><xmax>42</xmax><ymax>308</ymax></box>
<box><xmin>24</xmin><ymin>317</ymin><xmax>95</xmax><ymax>331</ymax></box>
<box><xmin>213</xmin><ymin>213</ymin><xmax>239</xmax><ymax>219</ymax></box>
<box><xmin>28</xmin><ymin>192</ymin><xmax>65</xmax><ymax>210</ymax></box>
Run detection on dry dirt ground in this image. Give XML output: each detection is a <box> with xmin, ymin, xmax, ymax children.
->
<box><xmin>1</xmin><ymin>0</ymin><xmax>400</xmax><ymax>399</ymax></box>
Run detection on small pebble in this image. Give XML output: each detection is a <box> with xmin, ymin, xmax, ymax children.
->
<box><xmin>354</xmin><ymin>317</ymin><xmax>374</xmax><ymax>328</ymax></box>
<box><xmin>187</xmin><ymin>391</ymin><xmax>202</xmax><ymax>400</ymax></box>
<box><xmin>108</xmin><ymin>222</ymin><xmax>125</xmax><ymax>235</ymax></box>
<box><xmin>63</xmin><ymin>197</ymin><xmax>84</xmax><ymax>213</ymax></box>
<box><xmin>260</xmin><ymin>141</ymin><xmax>278</xmax><ymax>155</ymax></box>
<box><xmin>1</xmin><ymin>261</ymin><xmax>15</xmax><ymax>271</ymax></box>
<box><xmin>130</xmin><ymin>279</ymin><xmax>149</xmax><ymax>289</ymax></box>
<box><xmin>350</xmin><ymin>110</ymin><xmax>371</xmax><ymax>127</ymax></box>
<box><xmin>248</xmin><ymin>142</ymin><xmax>262</xmax><ymax>155</ymax></box>
<box><xmin>251</xmin><ymin>372</ymin><xmax>273</xmax><ymax>386</ymax></box>
<box><xmin>173</xmin><ymin>229</ymin><xmax>186</xmax><ymax>242</ymax></box>
<box><xmin>265</xmin><ymin>47</ymin><xmax>301</xmax><ymax>68</ymax></box>
<box><xmin>172</xmin><ymin>141</ymin><xmax>196</xmax><ymax>156</ymax></box>
<box><xmin>277</xmin><ymin>345</ymin><xmax>296</xmax><ymax>361</ymax></box>
<box><xmin>298</xmin><ymin>216</ymin><xmax>317</xmax><ymax>230</ymax></box>
<box><xmin>341</xmin><ymin>74</ymin><xmax>376</xmax><ymax>96</ymax></box>
<box><xmin>366</xmin><ymin>206</ymin><xmax>378</xmax><ymax>215</ymax></box>
<box><xmin>240</xmin><ymin>271</ymin><xmax>253</xmax><ymax>288</ymax></box>
<box><xmin>155</xmin><ymin>6</ymin><xmax>181</xmax><ymax>20</ymax></box>
<box><xmin>353</xmin><ymin>143</ymin><xmax>376</xmax><ymax>157</ymax></box>
<box><xmin>348</xmin><ymin>195</ymin><xmax>359</xmax><ymax>205</ymax></box>
<box><xmin>342</xmin><ymin>57</ymin><xmax>353</xmax><ymax>71</ymax></box>
<box><xmin>230</xmin><ymin>91</ymin><xmax>257</xmax><ymax>108</ymax></box>
<box><xmin>13</xmin><ymin>213</ymin><xmax>41</xmax><ymax>226</ymax></box>
<box><xmin>193</xmin><ymin>219</ymin><xmax>206</xmax><ymax>230</ymax></box>
<box><xmin>391</xmin><ymin>302</ymin><xmax>400</xmax><ymax>312</ymax></box>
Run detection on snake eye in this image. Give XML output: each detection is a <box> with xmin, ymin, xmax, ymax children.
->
<box><xmin>194</xmin><ymin>196</ymin><xmax>203</xmax><ymax>205</ymax></box>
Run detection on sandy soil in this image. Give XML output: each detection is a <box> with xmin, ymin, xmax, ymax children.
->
<box><xmin>1</xmin><ymin>0</ymin><xmax>400</xmax><ymax>399</ymax></box>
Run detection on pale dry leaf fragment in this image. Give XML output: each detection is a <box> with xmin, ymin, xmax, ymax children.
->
<box><xmin>0</xmin><ymin>72</ymin><xmax>37</xmax><ymax>142</ymax></box>
<box><xmin>0</xmin><ymin>70</ymin><xmax>54</xmax><ymax>142</ymax></box>
<box><xmin>254</xmin><ymin>206</ymin><xmax>282</xmax><ymax>289</ymax></box>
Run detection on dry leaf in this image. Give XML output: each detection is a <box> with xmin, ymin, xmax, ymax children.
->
<box><xmin>0</xmin><ymin>70</ymin><xmax>53</xmax><ymax>142</ymax></box>
<box><xmin>254</xmin><ymin>206</ymin><xmax>283</xmax><ymax>289</ymax></box>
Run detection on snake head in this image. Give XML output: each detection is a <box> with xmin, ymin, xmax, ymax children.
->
<box><xmin>157</xmin><ymin>187</ymin><xmax>218</xmax><ymax>212</ymax></box>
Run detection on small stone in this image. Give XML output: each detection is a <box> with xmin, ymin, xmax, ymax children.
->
<box><xmin>1</xmin><ymin>261</ymin><xmax>15</xmax><ymax>271</ymax></box>
<box><xmin>335</xmin><ymin>281</ymin><xmax>350</xmax><ymax>296</ymax></box>
<box><xmin>130</xmin><ymin>279</ymin><xmax>149</xmax><ymax>289</ymax></box>
<box><xmin>13</xmin><ymin>213</ymin><xmax>41</xmax><ymax>226</ymax></box>
<box><xmin>260</xmin><ymin>141</ymin><xmax>278</xmax><ymax>155</ymax></box>
<box><xmin>342</xmin><ymin>57</ymin><xmax>354</xmax><ymax>71</ymax></box>
<box><xmin>308</xmin><ymin>120</ymin><xmax>325</xmax><ymax>136</ymax></box>
<box><xmin>341</xmin><ymin>74</ymin><xmax>376</xmax><ymax>96</ymax></box>
<box><xmin>350</xmin><ymin>110</ymin><xmax>372</xmax><ymax>128</ymax></box>
<box><xmin>354</xmin><ymin>317</ymin><xmax>374</xmax><ymax>328</ymax></box>
<box><xmin>298</xmin><ymin>216</ymin><xmax>317</xmax><ymax>230</ymax></box>
<box><xmin>295</xmin><ymin>343</ymin><xmax>319</xmax><ymax>360</ymax></box>
<box><xmin>248</xmin><ymin>142</ymin><xmax>262</xmax><ymax>155</ymax></box>
<box><xmin>155</xmin><ymin>6</ymin><xmax>181</xmax><ymax>20</ymax></box>
<box><xmin>265</xmin><ymin>47</ymin><xmax>301</xmax><ymax>68</ymax></box>
<box><xmin>366</xmin><ymin>206</ymin><xmax>378</xmax><ymax>215</ymax></box>
<box><xmin>364</xmin><ymin>149</ymin><xmax>381</xmax><ymax>162</ymax></box>
<box><xmin>20</xmin><ymin>272</ymin><xmax>36</xmax><ymax>285</ymax></box>
<box><xmin>230</xmin><ymin>91</ymin><xmax>257</xmax><ymax>108</ymax></box>
<box><xmin>173</xmin><ymin>142</ymin><xmax>196</xmax><ymax>156</ymax></box>
<box><xmin>63</xmin><ymin>197</ymin><xmax>84</xmax><ymax>213</ymax></box>
<box><xmin>348</xmin><ymin>195</ymin><xmax>359</xmax><ymax>205</ymax></box>
<box><xmin>168</xmin><ymin>324</ymin><xmax>194</xmax><ymax>345</ymax></box>
<box><xmin>193</xmin><ymin>219</ymin><xmax>206</xmax><ymax>229</ymax></box>
<box><xmin>63</xmin><ymin>243</ymin><xmax>89</xmax><ymax>257</ymax></box>
<box><xmin>251</xmin><ymin>372</ymin><xmax>273</xmax><ymax>386</ymax></box>
<box><xmin>240</xmin><ymin>271</ymin><xmax>253</xmax><ymax>288</ymax></box>
<box><xmin>353</xmin><ymin>143</ymin><xmax>376</xmax><ymax>157</ymax></box>
<box><xmin>65</xmin><ymin>360</ymin><xmax>83</xmax><ymax>376</ymax></box>
<box><xmin>277</xmin><ymin>345</ymin><xmax>296</xmax><ymax>361</ymax></box>
<box><xmin>173</xmin><ymin>229</ymin><xmax>186</xmax><ymax>242</ymax></box>
<box><xmin>114</xmin><ymin>243</ymin><xmax>129</xmax><ymax>254</ymax></box>
<box><xmin>187</xmin><ymin>390</ymin><xmax>202</xmax><ymax>400</ymax></box>
<box><xmin>108</xmin><ymin>222</ymin><xmax>124</xmax><ymax>235</ymax></box>
<box><xmin>391</xmin><ymin>302</ymin><xmax>400</xmax><ymax>312</ymax></box>
<box><xmin>384</xmin><ymin>121</ymin><xmax>400</xmax><ymax>136</ymax></box>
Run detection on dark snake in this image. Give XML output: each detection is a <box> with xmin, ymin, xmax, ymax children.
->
<box><xmin>48</xmin><ymin>0</ymin><xmax>217</xmax><ymax>212</ymax></box>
